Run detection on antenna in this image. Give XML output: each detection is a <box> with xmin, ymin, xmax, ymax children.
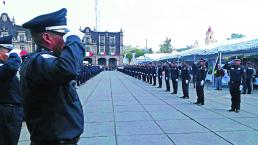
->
<box><xmin>95</xmin><ymin>0</ymin><xmax>99</xmax><ymax>31</ymax></box>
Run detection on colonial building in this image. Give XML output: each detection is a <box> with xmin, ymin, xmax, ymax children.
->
<box><xmin>81</xmin><ymin>27</ymin><xmax>123</xmax><ymax>67</ymax></box>
<box><xmin>0</xmin><ymin>13</ymin><xmax>34</xmax><ymax>52</ymax></box>
<box><xmin>205</xmin><ymin>26</ymin><xmax>217</xmax><ymax>45</ymax></box>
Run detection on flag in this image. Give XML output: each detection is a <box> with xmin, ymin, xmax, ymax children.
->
<box><xmin>100</xmin><ymin>51</ymin><xmax>106</xmax><ymax>56</ymax></box>
<box><xmin>86</xmin><ymin>51</ymin><xmax>93</xmax><ymax>57</ymax></box>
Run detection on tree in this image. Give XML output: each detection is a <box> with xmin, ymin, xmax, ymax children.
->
<box><xmin>159</xmin><ymin>38</ymin><xmax>173</xmax><ymax>53</ymax></box>
<box><xmin>123</xmin><ymin>45</ymin><xmax>146</xmax><ymax>62</ymax></box>
<box><xmin>230</xmin><ymin>33</ymin><xmax>246</xmax><ymax>39</ymax></box>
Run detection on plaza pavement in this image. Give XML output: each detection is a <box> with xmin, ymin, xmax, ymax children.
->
<box><xmin>19</xmin><ymin>71</ymin><xmax>258</xmax><ymax>145</ymax></box>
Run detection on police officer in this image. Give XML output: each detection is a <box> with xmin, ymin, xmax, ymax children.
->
<box><xmin>170</xmin><ymin>62</ymin><xmax>180</xmax><ymax>94</ymax></box>
<box><xmin>180</xmin><ymin>61</ymin><xmax>191</xmax><ymax>99</ymax></box>
<box><xmin>20</xmin><ymin>8</ymin><xmax>84</xmax><ymax>145</ymax></box>
<box><xmin>164</xmin><ymin>62</ymin><xmax>170</xmax><ymax>92</ymax></box>
<box><xmin>228</xmin><ymin>58</ymin><xmax>246</xmax><ymax>113</ymax></box>
<box><xmin>194</xmin><ymin>58</ymin><xmax>207</xmax><ymax>105</ymax></box>
<box><xmin>157</xmin><ymin>63</ymin><xmax>163</xmax><ymax>88</ymax></box>
<box><xmin>152</xmin><ymin>64</ymin><xmax>157</xmax><ymax>86</ymax></box>
<box><xmin>0</xmin><ymin>36</ymin><xmax>23</xmax><ymax>145</ymax></box>
<box><xmin>242</xmin><ymin>62</ymin><xmax>255</xmax><ymax>94</ymax></box>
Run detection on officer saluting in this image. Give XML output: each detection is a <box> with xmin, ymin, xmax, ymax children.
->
<box><xmin>228</xmin><ymin>58</ymin><xmax>246</xmax><ymax>113</ymax></box>
<box><xmin>194</xmin><ymin>58</ymin><xmax>207</xmax><ymax>105</ymax></box>
<box><xmin>20</xmin><ymin>8</ymin><xmax>85</xmax><ymax>145</ymax></box>
<box><xmin>0</xmin><ymin>36</ymin><xmax>23</xmax><ymax>145</ymax></box>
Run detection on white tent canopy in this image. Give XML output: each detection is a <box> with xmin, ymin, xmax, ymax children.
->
<box><xmin>157</xmin><ymin>37</ymin><xmax>258</xmax><ymax>61</ymax></box>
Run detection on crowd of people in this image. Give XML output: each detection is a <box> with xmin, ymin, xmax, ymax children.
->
<box><xmin>118</xmin><ymin>58</ymin><xmax>256</xmax><ymax>113</ymax></box>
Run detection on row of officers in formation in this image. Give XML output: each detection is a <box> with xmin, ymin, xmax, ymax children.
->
<box><xmin>0</xmin><ymin>8</ymin><xmax>103</xmax><ymax>145</ymax></box>
<box><xmin>118</xmin><ymin>58</ymin><xmax>255</xmax><ymax>113</ymax></box>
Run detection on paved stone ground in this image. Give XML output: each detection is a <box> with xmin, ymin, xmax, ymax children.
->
<box><xmin>19</xmin><ymin>71</ymin><xmax>258</xmax><ymax>145</ymax></box>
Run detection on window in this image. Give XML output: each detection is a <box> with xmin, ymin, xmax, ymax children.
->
<box><xmin>110</xmin><ymin>46</ymin><xmax>116</xmax><ymax>55</ymax></box>
<box><xmin>99</xmin><ymin>46</ymin><xmax>105</xmax><ymax>54</ymax></box>
<box><xmin>110</xmin><ymin>36</ymin><xmax>115</xmax><ymax>46</ymax></box>
<box><xmin>20</xmin><ymin>34</ymin><xmax>25</xmax><ymax>42</ymax></box>
<box><xmin>99</xmin><ymin>35</ymin><xmax>105</xmax><ymax>45</ymax></box>
<box><xmin>20</xmin><ymin>45</ymin><xmax>25</xmax><ymax>50</ymax></box>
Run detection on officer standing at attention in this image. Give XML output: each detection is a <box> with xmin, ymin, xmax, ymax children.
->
<box><xmin>0</xmin><ymin>36</ymin><xmax>23</xmax><ymax>145</ymax></box>
<box><xmin>194</xmin><ymin>58</ymin><xmax>207</xmax><ymax>105</ymax></box>
<box><xmin>152</xmin><ymin>63</ymin><xmax>157</xmax><ymax>86</ymax></box>
<box><xmin>180</xmin><ymin>61</ymin><xmax>191</xmax><ymax>99</ymax></box>
<box><xmin>164</xmin><ymin>62</ymin><xmax>170</xmax><ymax>92</ymax></box>
<box><xmin>170</xmin><ymin>62</ymin><xmax>180</xmax><ymax>94</ymax></box>
<box><xmin>157</xmin><ymin>63</ymin><xmax>163</xmax><ymax>88</ymax></box>
<box><xmin>20</xmin><ymin>8</ymin><xmax>85</xmax><ymax>145</ymax></box>
<box><xmin>228</xmin><ymin>58</ymin><xmax>246</xmax><ymax>113</ymax></box>
<box><xmin>242</xmin><ymin>62</ymin><xmax>254</xmax><ymax>94</ymax></box>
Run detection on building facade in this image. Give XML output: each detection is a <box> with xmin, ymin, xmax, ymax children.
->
<box><xmin>205</xmin><ymin>26</ymin><xmax>217</xmax><ymax>45</ymax></box>
<box><xmin>0</xmin><ymin>13</ymin><xmax>34</xmax><ymax>52</ymax></box>
<box><xmin>81</xmin><ymin>27</ymin><xmax>123</xmax><ymax>67</ymax></box>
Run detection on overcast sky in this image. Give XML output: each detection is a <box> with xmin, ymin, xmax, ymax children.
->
<box><xmin>1</xmin><ymin>0</ymin><xmax>258</xmax><ymax>51</ymax></box>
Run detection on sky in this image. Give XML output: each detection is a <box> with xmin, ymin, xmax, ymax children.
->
<box><xmin>1</xmin><ymin>0</ymin><xmax>258</xmax><ymax>51</ymax></box>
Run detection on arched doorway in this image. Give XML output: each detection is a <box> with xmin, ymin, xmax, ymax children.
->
<box><xmin>98</xmin><ymin>58</ymin><xmax>106</xmax><ymax>66</ymax></box>
<box><xmin>109</xmin><ymin>58</ymin><xmax>117</xmax><ymax>70</ymax></box>
<box><xmin>84</xmin><ymin>57</ymin><xmax>92</xmax><ymax>64</ymax></box>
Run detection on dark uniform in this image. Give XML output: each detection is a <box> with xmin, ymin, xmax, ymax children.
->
<box><xmin>20</xmin><ymin>8</ymin><xmax>84</xmax><ymax>145</ymax></box>
<box><xmin>180</xmin><ymin>63</ymin><xmax>191</xmax><ymax>98</ymax></box>
<box><xmin>0</xmin><ymin>36</ymin><xmax>23</xmax><ymax>145</ymax></box>
<box><xmin>170</xmin><ymin>63</ymin><xmax>180</xmax><ymax>94</ymax></box>
<box><xmin>228</xmin><ymin>59</ymin><xmax>246</xmax><ymax>112</ymax></box>
<box><xmin>157</xmin><ymin>64</ymin><xmax>163</xmax><ymax>88</ymax></box>
<box><xmin>243</xmin><ymin>63</ymin><xmax>254</xmax><ymax>94</ymax></box>
<box><xmin>164</xmin><ymin>63</ymin><xmax>170</xmax><ymax>91</ymax></box>
<box><xmin>194</xmin><ymin>59</ymin><xmax>207</xmax><ymax>105</ymax></box>
<box><xmin>152</xmin><ymin>65</ymin><xmax>157</xmax><ymax>86</ymax></box>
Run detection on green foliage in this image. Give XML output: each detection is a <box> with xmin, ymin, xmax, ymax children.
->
<box><xmin>123</xmin><ymin>45</ymin><xmax>146</xmax><ymax>62</ymax></box>
<box><xmin>159</xmin><ymin>38</ymin><xmax>173</xmax><ymax>53</ymax></box>
<box><xmin>231</xmin><ymin>33</ymin><xmax>246</xmax><ymax>39</ymax></box>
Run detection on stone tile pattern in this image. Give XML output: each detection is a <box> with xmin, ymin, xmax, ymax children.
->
<box><xmin>19</xmin><ymin>71</ymin><xmax>258</xmax><ymax>145</ymax></box>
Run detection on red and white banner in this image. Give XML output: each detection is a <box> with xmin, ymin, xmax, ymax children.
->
<box><xmin>85</xmin><ymin>51</ymin><xmax>93</xmax><ymax>57</ymax></box>
<box><xmin>100</xmin><ymin>51</ymin><xmax>106</xmax><ymax>56</ymax></box>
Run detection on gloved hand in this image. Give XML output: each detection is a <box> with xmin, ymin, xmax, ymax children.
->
<box><xmin>239</xmin><ymin>85</ymin><xmax>243</xmax><ymax>91</ymax></box>
<box><xmin>165</xmin><ymin>77</ymin><xmax>168</xmax><ymax>80</ymax></box>
<box><xmin>176</xmin><ymin>79</ymin><xmax>178</xmax><ymax>82</ymax></box>
<box><xmin>186</xmin><ymin>80</ymin><xmax>189</xmax><ymax>84</ymax></box>
<box><xmin>9</xmin><ymin>49</ymin><xmax>22</xmax><ymax>58</ymax></box>
<box><xmin>63</xmin><ymin>30</ymin><xmax>85</xmax><ymax>42</ymax></box>
<box><xmin>201</xmin><ymin>80</ymin><xmax>204</xmax><ymax>86</ymax></box>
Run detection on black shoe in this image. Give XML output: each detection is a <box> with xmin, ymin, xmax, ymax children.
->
<box><xmin>183</xmin><ymin>96</ymin><xmax>189</xmax><ymax>99</ymax></box>
<box><xmin>157</xmin><ymin>87</ymin><xmax>161</xmax><ymax>88</ymax></box>
<box><xmin>228</xmin><ymin>109</ymin><xmax>235</xmax><ymax>112</ymax></box>
<box><xmin>235</xmin><ymin>109</ymin><xmax>239</xmax><ymax>113</ymax></box>
<box><xmin>171</xmin><ymin>92</ymin><xmax>177</xmax><ymax>94</ymax></box>
<box><xmin>194</xmin><ymin>102</ymin><xmax>200</xmax><ymax>104</ymax></box>
<box><xmin>200</xmin><ymin>102</ymin><xmax>204</xmax><ymax>105</ymax></box>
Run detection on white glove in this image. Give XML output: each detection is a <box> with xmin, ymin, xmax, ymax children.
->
<box><xmin>186</xmin><ymin>80</ymin><xmax>189</xmax><ymax>84</ymax></box>
<box><xmin>239</xmin><ymin>85</ymin><xmax>243</xmax><ymax>91</ymax></box>
<box><xmin>63</xmin><ymin>30</ymin><xmax>85</xmax><ymax>42</ymax></box>
<box><xmin>201</xmin><ymin>80</ymin><xmax>204</xmax><ymax>86</ymax></box>
<box><xmin>176</xmin><ymin>79</ymin><xmax>178</xmax><ymax>82</ymax></box>
<box><xmin>9</xmin><ymin>49</ymin><xmax>21</xmax><ymax>57</ymax></box>
<box><xmin>165</xmin><ymin>77</ymin><xmax>168</xmax><ymax>80</ymax></box>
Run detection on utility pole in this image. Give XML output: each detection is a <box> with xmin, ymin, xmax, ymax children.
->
<box><xmin>95</xmin><ymin>0</ymin><xmax>99</xmax><ymax>31</ymax></box>
<box><xmin>145</xmin><ymin>38</ymin><xmax>148</xmax><ymax>50</ymax></box>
